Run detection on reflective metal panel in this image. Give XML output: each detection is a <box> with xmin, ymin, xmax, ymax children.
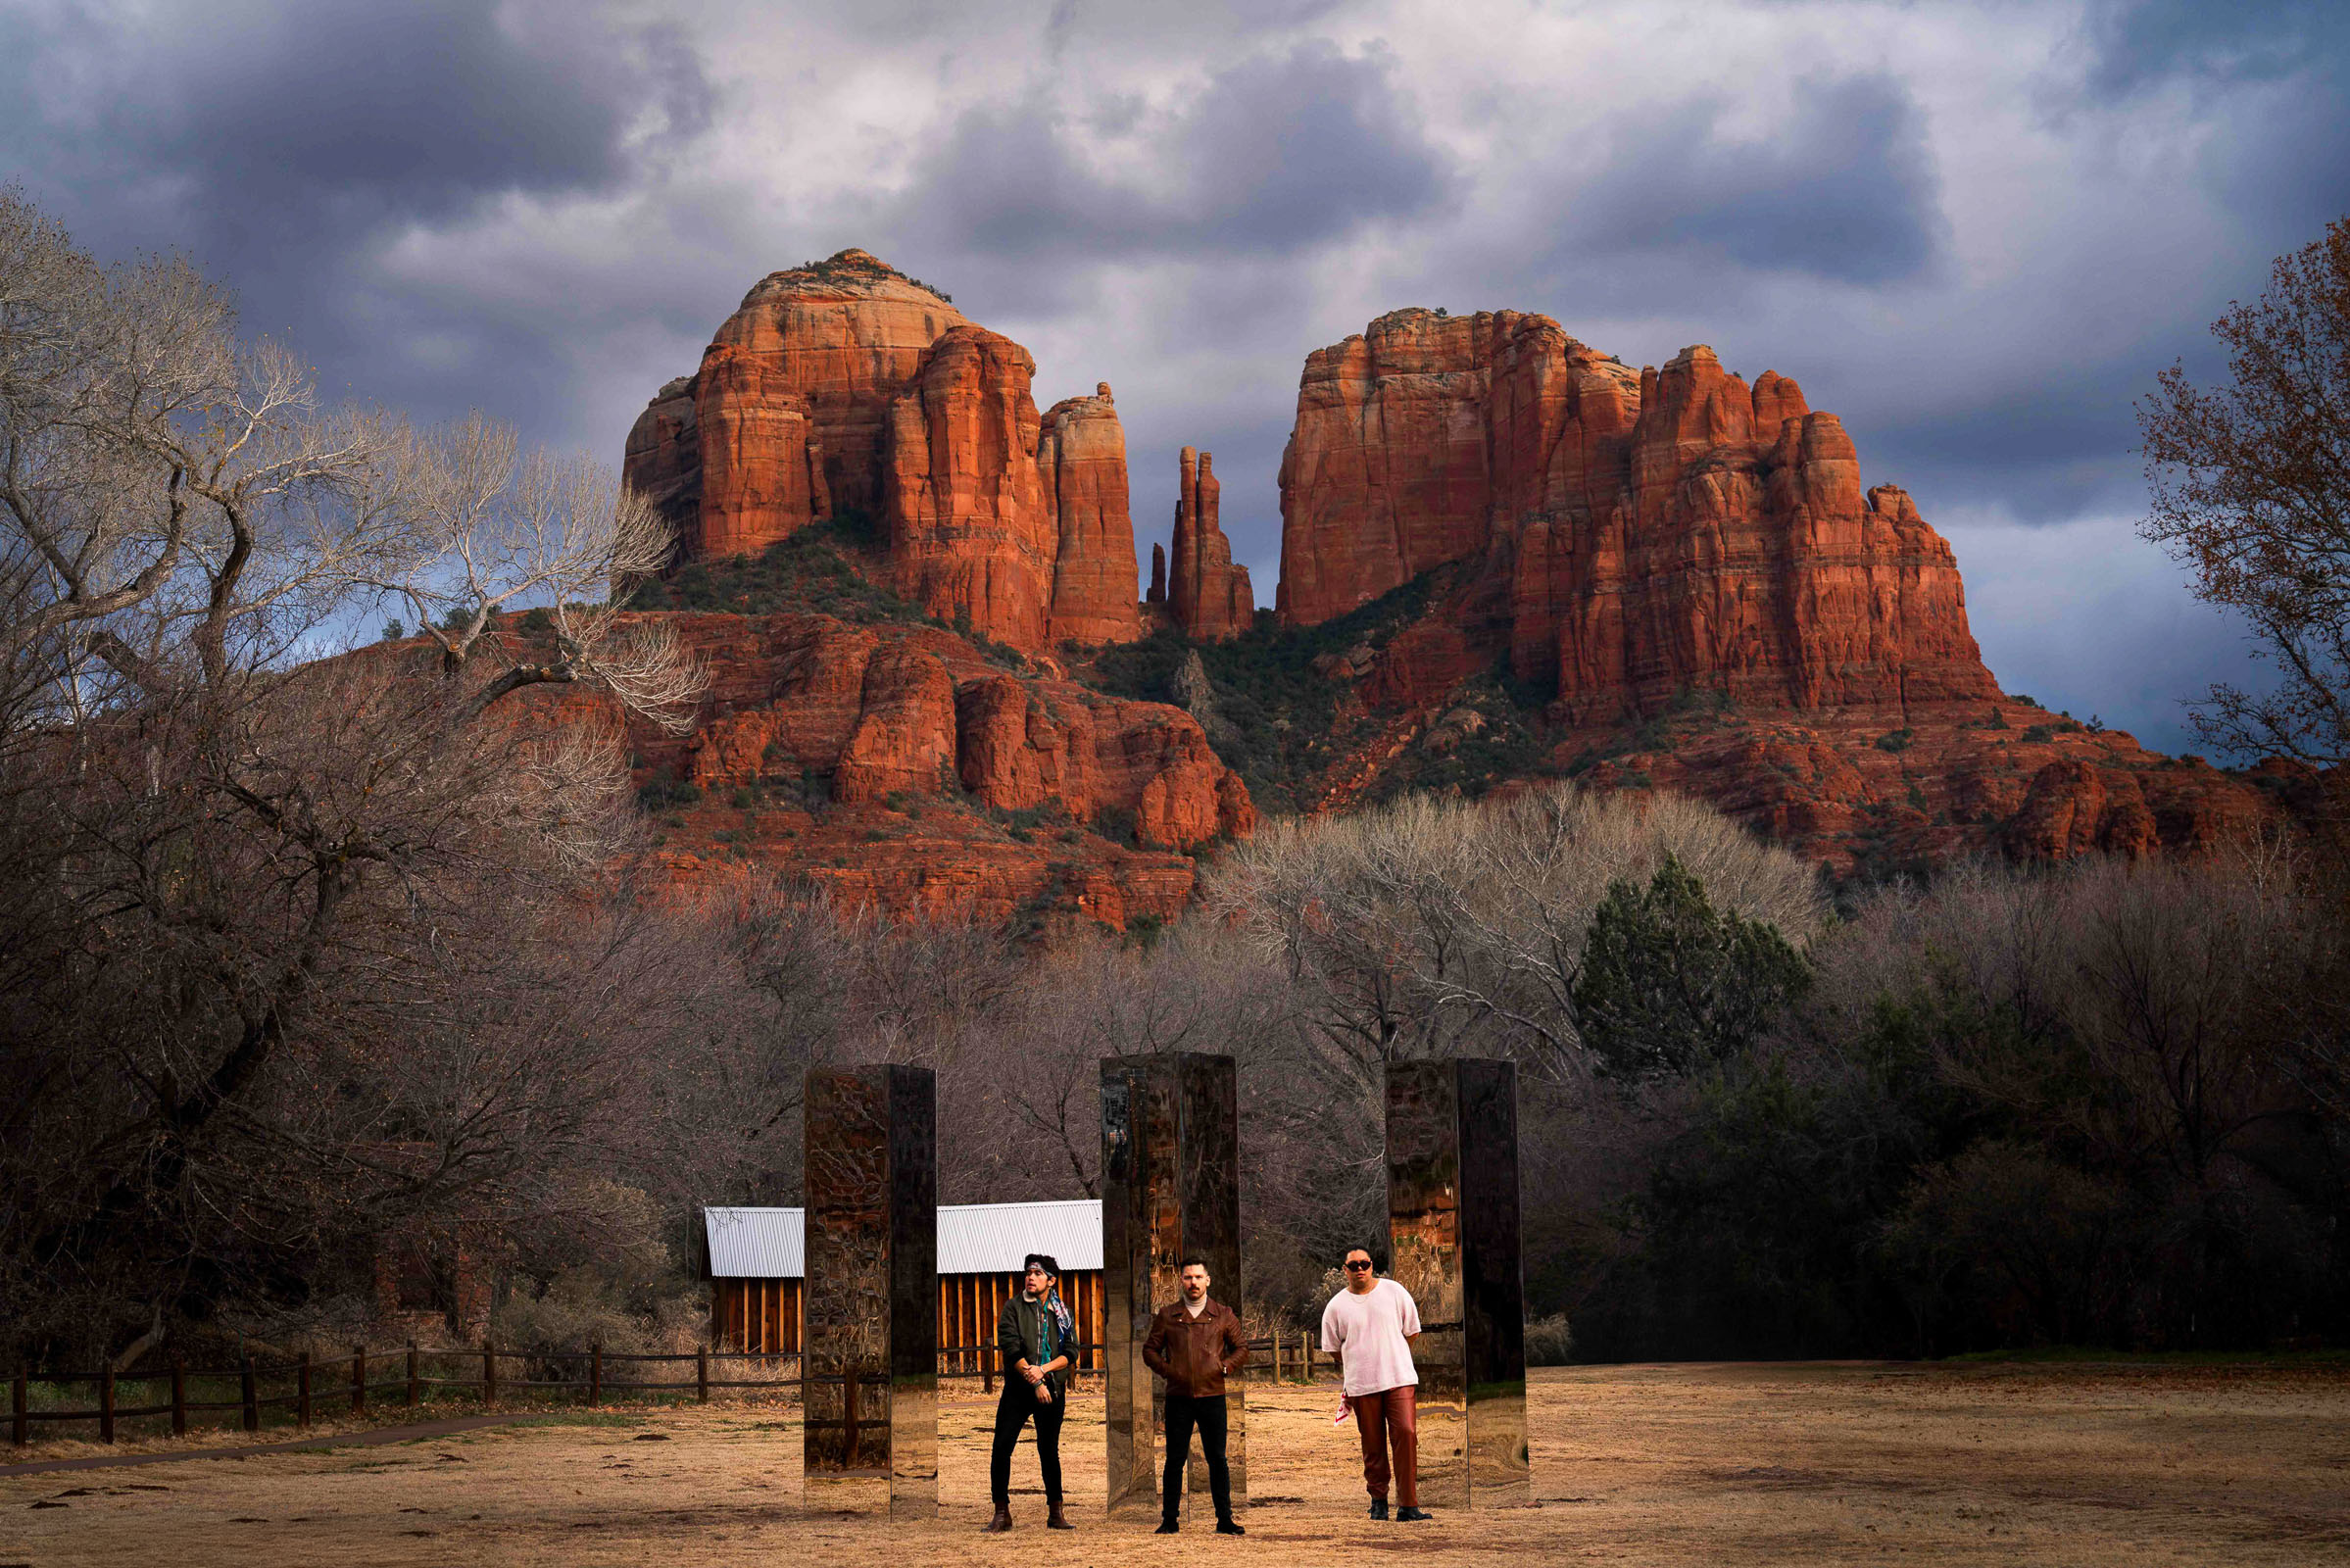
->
<box><xmin>803</xmin><ymin>1064</ymin><xmax>937</xmax><ymax>1519</ymax></box>
<box><xmin>1178</xmin><ymin>1055</ymin><xmax>1246</xmax><ymax>1502</ymax></box>
<box><xmin>1385</xmin><ymin>1061</ymin><xmax>1467</xmax><ymax>1507</ymax></box>
<box><xmin>1458</xmin><ymin>1059</ymin><xmax>1530</xmax><ymax>1506</ymax></box>
<box><xmin>887</xmin><ymin>1068</ymin><xmax>939</xmax><ymax>1518</ymax></box>
<box><xmin>1100</xmin><ymin>1063</ymin><xmax>1153</xmax><ymax>1518</ymax></box>
<box><xmin>1101</xmin><ymin>1054</ymin><xmax>1245</xmax><ymax>1519</ymax></box>
<box><xmin>1385</xmin><ymin>1058</ymin><xmax>1528</xmax><ymax>1509</ymax></box>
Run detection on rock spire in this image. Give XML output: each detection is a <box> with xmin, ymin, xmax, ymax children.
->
<box><xmin>1168</xmin><ymin>447</ymin><xmax>1254</xmax><ymax>642</ymax></box>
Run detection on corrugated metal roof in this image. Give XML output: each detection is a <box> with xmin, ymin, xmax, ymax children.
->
<box><xmin>937</xmin><ymin>1200</ymin><xmax>1103</xmax><ymax>1275</ymax></box>
<box><xmin>705</xmin><ymin>1205</ymin><xmax>803</xmax><ymax>1279</ymax></box>
<box><xmin>703</xmin><ymin>1200</ymin><xmax>1102</xmax><ymax>1279</ymax></box>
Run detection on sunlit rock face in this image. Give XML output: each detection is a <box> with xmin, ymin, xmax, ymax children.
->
<box><xmin>1168</xmin><ymin>447</ymin><xmax>1253</xmax><ymax>642</ymax></box>
<box><xmin>1269</xmin><ymin>307</ymin><xmax>2300</xmax><ymax>871</ymax></box>
<box><xmin>625</xmin><ymin>252</ymin><xmax>1141</xmax><ymax>655</ymax></box>
<box><xmin>1275</xmin><ymin>309</ymin><xmax>1995</xmax><ymax>720</ymax></box>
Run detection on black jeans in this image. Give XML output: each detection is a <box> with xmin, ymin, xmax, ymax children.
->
<box><xmin>990</xmin><ymin>1382</ymin><xmax>1064</xmax><ymax>1506</ymax></box>
<box><xmin>1161</xmin><ymin>1393</ymin><xmax>1233</xmax><ymax>1523</ymax></box>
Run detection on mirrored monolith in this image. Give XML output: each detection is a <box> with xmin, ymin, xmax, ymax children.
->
<box><xmin>1102</xmin><ymin>1053</ymin><xmax>1245</xmax><ymax>1520</ymax></box>
<box><xmin>1385</xmin><ymin>1057</ymin><xmax>1529</xmax><ymax>1508</ymax></box>
<box><xmin>804</xmin><ymin>1064</ymin><xmax>938</xmax><ymax>1517</ymax></box>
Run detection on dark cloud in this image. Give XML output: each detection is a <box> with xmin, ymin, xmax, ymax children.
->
<box><xmin>0</xmin><ymin>0</ymin><xmax>705</xmax><ymax>439</ymax></box>
<box><xmin>2085</xmin><ymin>0</ymin><xmax>2350</xmax><ymax>93</ymax></box>
<box><xmin>888</xmin><ymin>40</ymin><xmax>1452</xmax><ymax>271</ymax></box>
<box><xmin>1568</xmin><ymin>73</ymin><xmax>1946</xmax><ymax>285</ymax></box>
<box><xmin>1861</xmin><ymin>369</ymin><xmax>2150</xmax><ymax>525</ymax></box>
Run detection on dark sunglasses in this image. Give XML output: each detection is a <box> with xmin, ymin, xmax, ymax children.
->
<box><xmin>1344</xmin><ymin>1259</ymin><xmax>1374</xmax><ymax>1271</ymax></box>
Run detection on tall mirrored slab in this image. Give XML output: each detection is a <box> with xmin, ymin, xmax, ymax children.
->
<box><xmin>1385</xmin><ymin>1058</ymin><xmax>1530</xmax><ymax>1509</ymax></box>
<box><xmin>804</xmin><ymin>1064</ymin><xmax>938</xmax><ymax>1519</ymax></box>
<box><xmin>1102</xmin><ymin>1054</ymin><xmax>1245</xmax><ymax>1520</ymax></box>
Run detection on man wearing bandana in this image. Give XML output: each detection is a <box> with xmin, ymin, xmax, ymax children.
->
<box><xmin>986</xmin><ymin>1251</ymin><xmax>1076</xmax><ymax>1532</ymax></box>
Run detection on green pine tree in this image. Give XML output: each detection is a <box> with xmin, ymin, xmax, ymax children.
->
<box><xmin>1572</xmin><ymin>854</ymin><xmax>1812</xmax><ymax>1078</ymax></box>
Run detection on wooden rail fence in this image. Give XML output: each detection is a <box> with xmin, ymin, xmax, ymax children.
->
<box><xmin>8</xmin><ymin>1332</ymin><xmax>1330</xmax><ymax>1447</ymax></box>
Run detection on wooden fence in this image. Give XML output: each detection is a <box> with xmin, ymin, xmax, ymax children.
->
<box><xmin>7</xmin><ymin>1332</ymin><xmax>1332</xmax><ymax>1448</ymax></box>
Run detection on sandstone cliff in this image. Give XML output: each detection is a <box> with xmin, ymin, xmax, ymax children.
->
<box><xmin>1168</xmin><ymin>447</ymin><xmax>1254</xmax><ymax>641</ymax></box>
<box><xmin>569</xmin><ymin>610</ymin><xmax>1251</xmax><ymax>925</ymax></box>
<box><xmin>1254</xmin><ymin>306</ymin><xmax>2294</xmax><ymax>871</ymax></box>
<box><xmin>625</xmin><ymin>251</ymin><xmax>1141</xmax><ymax>654</ymax></box>
<box><xmin>1276</xmin><ymin>310</ymin><xmax>1991</xmax><ymax>721</ymax></box>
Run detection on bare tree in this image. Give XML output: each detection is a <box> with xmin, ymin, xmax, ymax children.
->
<box><xmin>2139</xmin><ymin>216</ymin><xmax>2350</xmax><ymax>771</ymax></box>
<box><xmin>1206</xmin><ymin>783</ymin><xmax>1826</xmax><ymax>1090</ymax></box>
<box><xmin>377</xmin><ymin>413</ymin><xmax>703</xmax><ymax>730</ymax></box>
<box><xmin>0</xmin><ymin>188</ymin><xmax>415</xmax><ymax>731</ymax></box>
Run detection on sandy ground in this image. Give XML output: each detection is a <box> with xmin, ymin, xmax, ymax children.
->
<box><xmin>4</xmin><ymin>1362</ymin><xmax>2348</xmax><ymax>1566</ymax></box>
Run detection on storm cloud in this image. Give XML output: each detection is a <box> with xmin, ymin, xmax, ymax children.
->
<box><xmin>1</xmin><ymin>0</ymin><xmax>2341</xmax><ymax>756</ymax></box>
<box><xmin>1573</xmin><ymin>73</ymin><xmax>1946</xmax><ymax>286</ymax></box>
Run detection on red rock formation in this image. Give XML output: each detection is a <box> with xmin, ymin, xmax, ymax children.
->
<box><xmin>1168</xmin><ymin>448</ymin><xmax>1254</xmax><ymax>641</ymax></box>
<box><xmin>600</xmin><ymin>611</ymin><xmax>1252</xmax><ymax>916</ymax></box>
<box><xmin>623</xmin><ymin>250</ymin><xmax>967</xmax><ymax>558</ymax></box>
<box><xmin>834</xmin><ymin>644</ymin><xmax>959</xmax><ymax>804</ymax></box>
<box><xmin>955</xmin><ymin>675</ymin><xmax>1099</xmax><ymax>816</ymax></box>
<box><xmin>1277</xmin><ymin>310</ymin><xmax>1995</xmax><ymax>724</ymax></box>
<box><xmin>626</xmin><ymin>252</ymin><xmax>1146</xmax><ymax>655</ymax></box>
<box><xmin>883</xmin><ymin>325</ymin><xmax>1056</xmax><ymax>649</ymax></box>
<box><xmin>1148</xmin><ymin>543</ymin><xmax>1167</xmax><ymax>605</ymax></box>
<box><xmin>1041</xmin><ymin>384</ymin><xmax>1142</xmax><ymax>647</ymax></box>
<box><xmin>1265</xmin><ymin>306</ymin><xmax>2310</xmax><ymax>871</ymax></box>
<box><xmin>621</xmin><ymin>376</ymin><xmax>701</xmax><ymax>563</ymax></box>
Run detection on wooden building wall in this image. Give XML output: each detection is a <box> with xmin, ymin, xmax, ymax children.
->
<box><xmin>711</xmin><ymin>1270</ymin><xmax>1104</xmax><ymax>1369</ymax></box>
<box><xmin>711</xmin><ymin>1276</ymin><xmax>806</xmax><ymax>1355</ymax></box>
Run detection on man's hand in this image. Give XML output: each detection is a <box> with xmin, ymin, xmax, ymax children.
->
<box><xmin>1022</xmin><ymin>1361</ymin><xmax>1044</xmax><ymax>1384</ymax></box>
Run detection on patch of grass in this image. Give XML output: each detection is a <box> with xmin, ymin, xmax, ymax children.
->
<box><xmin>1875</xmin><ymin>728</ymin><xmax>1914</xmax><ymax>753</ymax></box>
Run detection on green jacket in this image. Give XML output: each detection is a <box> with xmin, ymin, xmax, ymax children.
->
<box><xmin>997</xmin><ymin>1292</ymin><xmax>1071</xmax><ymax>1396</ymax></box>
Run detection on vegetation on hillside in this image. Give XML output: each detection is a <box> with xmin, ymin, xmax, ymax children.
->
<box><xmin>623</xmin><ymin>513</ymin><xmax>1030</xmax><ymax>668</ymax></box>
<box><xmin>1080</xmin><ymin>570</ymin><xmax>1503</xmax><ymax>811</ymax></box>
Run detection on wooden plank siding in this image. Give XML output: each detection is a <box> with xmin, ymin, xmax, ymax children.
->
<box><xmin>710</xmin><ymin>1270</ymin><xmax>1104</xmax><ymax>1370</ymax></box>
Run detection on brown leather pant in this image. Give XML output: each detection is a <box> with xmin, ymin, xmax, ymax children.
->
<box><xmin>1349</xmin><ymin>1386</ymin><xmax>1418</xmax><ymax>1506</ymax></box>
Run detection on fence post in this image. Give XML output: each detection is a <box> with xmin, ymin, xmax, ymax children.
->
<box><xmin>240</xmin><ymin>1359</ymin><xmax>259</xmax><ymax>1433</ymax></box>
<box><xmin>407</xmin><ymin>1342</ymin><xmax>419</xmax><ymax>1408</ymax></box>
<box><xmin>483</xmin><ymin>1341</ymin><xmax>497</xmax><ymax>1407</ymax></box>
<box><xmin>100</xmin><ymin>1363</ymin><xmax>116</xmax><ymax>1444</ymax></box>
<box><xmin>297</xmin><ymin>1350</ymin><xmax>313</xmax><ymax>1429</ymax></box>
<box><xmin>1272</xmin><ymin>1334</ymin><xmax>1283</xmax><ymax>1383</ymax></box>
<box><xmin>1301</xmin><ymin>1331</ymin><xmax>1312</xmax><ymax>1380</ymax></box>
<box><xmin>589</xmin><ymin>1344</ymin><xmax>602</xmax><ymax>1406</ymax></box>
<box><xmin>13</xmin><ymin>1369</ymin><xmax>26</xmax><ymax>1446</ymax></box>
<box><xmin>352</xmin><ymin>1345</ymin><xmax>367</xmax><ymax>1415</ymax></box>
<box><xmin>696</xmin><ymin>1345</ymin><xmax>709</xmax><ymax>1403</ymax></box>
<box><xmin>171</xmin><ymin>1358</ymin><xmax>186</xmax><ymax>1438</ymax></box>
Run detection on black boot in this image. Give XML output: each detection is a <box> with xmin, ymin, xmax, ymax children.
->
<box><xmin>1395</xmin><ymin>1505</ymin><xmax>1433</xmax><ymax>1522</ymax></box>
<box><xmin>1369</xmin><ymin>1497</ymin><xmax>1390</xmax><ymax>1520</ymax></box>
<box><xmin>1047</xmin><ymin>1500</ymin><xmax>1074</xmax><ymax>1531</ymax></box>
<box><xmin>1155</xmin><ymin>1516</ymin><xmax>1180</xmax><ymax>1534</ymax></box>
<box><xmin>1216</xmin><ymin>1518</ymin><xmax>1247</xmax><ymax>1536</ymax></box>
<box><xmin>984</xmin><ymin>1504</ymin><xmax>1013</xmax><ymax>1533</ymax></box>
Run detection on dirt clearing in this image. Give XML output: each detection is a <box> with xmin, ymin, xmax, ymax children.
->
<box><xmin>4</xmin><ymin>1361</ymin><xmax>2346</xmax><ymax>1565</ymax></box>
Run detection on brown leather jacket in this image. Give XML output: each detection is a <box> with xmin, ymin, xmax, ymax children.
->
<box><xmin>1142</xmin><ymin>1297</ymin><xmax>1248</xmax><ymax>1398</ymax></box>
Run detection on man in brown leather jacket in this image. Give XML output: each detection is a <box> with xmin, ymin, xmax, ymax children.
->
<box><xmin>1141</xmin><ymin>1255</ymin><xmax>1248</xmax><ymax>1536</ymax></box>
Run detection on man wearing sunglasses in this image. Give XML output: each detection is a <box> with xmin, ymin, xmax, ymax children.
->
<box><xmin>1320</xmin><ymin>1247</ymin><xmax>1429</xmax><ymax>1522</ymax></box>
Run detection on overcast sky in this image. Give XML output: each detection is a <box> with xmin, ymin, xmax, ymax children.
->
<box><xmin>5</xmin><ymin>0</ymin><xmax>2343</xmax><ymax>755</ymax></box>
